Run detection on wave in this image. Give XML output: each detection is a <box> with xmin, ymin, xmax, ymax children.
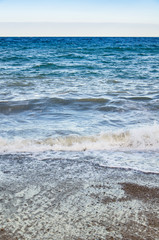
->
<box><xmin>32</xmin><ymin>62</ymin><xmax>61</xmax><ymax>70</ymax></box>
<box><xmin>31</xmin><ymin>63</ymin><xmax>98</xmax><ymax>71</ymax></box>
<box><xmin>127</xmin><ymin>96</ymin><xmax>152</xmax><ymax>101</ymax></box>
<box><xmin>0</xmin><ymin>123</ymin><xmax>159</xmax><ymax>153</ymax></box>
<box><xmin>0</xmin><ymin>97</ymin><xmax>110</xmax><ymax>114</ymax></box>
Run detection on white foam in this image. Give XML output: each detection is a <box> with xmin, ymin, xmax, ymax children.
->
<box><xmin>0</xmin><ymin>123</ymin><xmax>159</xmax><ymax>153</ymax></box>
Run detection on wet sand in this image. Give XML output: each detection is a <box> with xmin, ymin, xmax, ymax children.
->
<box><xmin>0</xmin><ymin>154</ymin><xmax>159</xmax><ymax>240</ymax></box>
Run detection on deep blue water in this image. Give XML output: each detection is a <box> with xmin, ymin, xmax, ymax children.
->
<box><xmin>0</xmin><ymin>37</ymin><xmax>159</xmax><ymax>173</ymax></box>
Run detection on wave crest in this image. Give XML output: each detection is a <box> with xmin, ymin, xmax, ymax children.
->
<box><xmin>0</xmin><ymin>124</ymin><xmax>159</xmax><ymax>153</ymax></box>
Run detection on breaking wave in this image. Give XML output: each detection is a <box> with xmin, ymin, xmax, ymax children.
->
<box><xmin>0</xmin><ymin>123</ymin><xmax>159</xmax><ymax>153</ymax></box>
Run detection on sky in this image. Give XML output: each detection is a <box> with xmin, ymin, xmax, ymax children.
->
<box><xmin>0</xmin><ymin>0</ymin><xmax>159</xmax><ymax>36</ymax></box>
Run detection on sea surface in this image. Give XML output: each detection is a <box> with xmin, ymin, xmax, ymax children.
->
<box><xmin>0</xmin><ymin>37</ymin><xmax>159</xmax><ymax>173</ymax></box>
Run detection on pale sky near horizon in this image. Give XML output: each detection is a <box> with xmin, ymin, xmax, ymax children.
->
<box><xmin>0</xmin><ymin>0</ymin><xmax>159</xmax><ymax>36</ymax></box>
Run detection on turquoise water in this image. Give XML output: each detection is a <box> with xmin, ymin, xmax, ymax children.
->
<box><xmin>0</xmin><ymin>37</ymin><xmax>159</xmax><ymax>173</ymax></box>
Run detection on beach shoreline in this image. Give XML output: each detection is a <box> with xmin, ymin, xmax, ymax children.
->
<box><xmin>0</xmin><ymin>154</ymin><xmax>159</xmax><ymax>240</ymax></box>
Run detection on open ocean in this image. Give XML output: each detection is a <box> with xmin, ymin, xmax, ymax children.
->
<box><xmin>0</xmin><ymin>37</ymin><xmax>159</xmax><ymax>174</ymax></box>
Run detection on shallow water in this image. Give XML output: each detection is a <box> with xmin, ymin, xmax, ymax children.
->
<box><xmin>0</xmin><ymin>37</ymin><xmax>159</xmax><ymax>173</ymax></box>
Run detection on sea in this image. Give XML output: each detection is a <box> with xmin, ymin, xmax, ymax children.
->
<box><xmin>0</xmin><ymin>37</ymin><xmax>159</xmax><ymax>174</ymax></box>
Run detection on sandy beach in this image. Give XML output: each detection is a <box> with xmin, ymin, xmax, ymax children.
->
<box><xmin>0</xmin><ymin>154</ymin><xmax>159</xmax><ymax>240</ymax></box>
